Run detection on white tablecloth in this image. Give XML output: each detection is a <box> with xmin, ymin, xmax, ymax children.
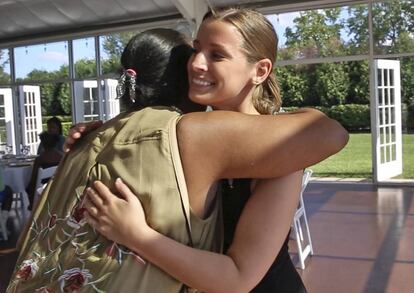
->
<box><xmin>2</xmin><ymin>164</ymin><xmax>33</xmax><ymax>194</ymax></box>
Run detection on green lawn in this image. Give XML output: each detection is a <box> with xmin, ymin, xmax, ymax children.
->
<box><xmin>310</xmin><ymin>133</ymin><xmax>414</xmax><ymax>179</ymax></box>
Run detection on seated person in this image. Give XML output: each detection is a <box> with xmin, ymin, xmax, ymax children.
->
<box><xmin>0</xmin><ymin>167</ymin><xmax>13</xmax><ymax>212</ymax></box>
<box><xmin>26</xmin><ymin>132</ymin><xmax>63</xmax><ymax>210</ymax></box>
<box><xmin>37</xmin><ymin>117</ymin><xmax>65</xmax><ymax>154</ymax></box>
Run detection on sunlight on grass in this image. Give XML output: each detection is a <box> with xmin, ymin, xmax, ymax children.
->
<box><xmin>310</xmin><ymin>133</ymin><xmax>414</xmax><ymax>179</ymax></box>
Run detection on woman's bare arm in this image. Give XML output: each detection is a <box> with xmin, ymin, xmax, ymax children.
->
<box><xmin>179</xmin><ymin>108</ymin><xmax>347</xmax><ymax>181</ymax></box>
<box><xmin>84</xmin><ymin>172</ymin><xmax>302</xmax><ymax>293</ymax></box>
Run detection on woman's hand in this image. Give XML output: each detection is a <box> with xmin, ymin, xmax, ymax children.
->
<box><xmin>83</xmin><ymin>178</ymin><xmax>150</xmax><ymax>248</ymax></box>
<box><xmin>63</xmin><ymin>120</ymin><xmax>103</xmax><ymax>152</ymax></box>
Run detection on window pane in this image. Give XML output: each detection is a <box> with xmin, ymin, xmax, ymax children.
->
<box><xmin>100</xmin><ymin>31</ymin><xmax>138</xmax><ymax>77</ymax></box>
<box><xmin>373</xmin><ymin>0</ymin><xmax>414</xmax><ymax>55</ymax></box>
<box><xmin>14</xmin><ymin>41</ymin><xmax>69</xmax><ymax>81</ymax></box>
<box><xmin>271</xmin><ymin>4</ymin><xmax>369</xmax><ymax>61</ymax></box>
<box><xmin>0</xmin><ymin>49</ymin><xmax>11</xmax><ymax>84</ymax></box>
<box><xmin>73</xmin><ymin>37</ymin><xmax>96</xmax><ymax>79</ymax></box>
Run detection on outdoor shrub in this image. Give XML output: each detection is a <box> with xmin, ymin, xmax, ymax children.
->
<box><xmin>326</xmin><ymin>104</ymin><xmax>370</xmax><ymax>131</ymax></box>
<box><xmin>283</xmin><ymin>104</ymin><xmax>370</xmax><ymax>131</ymax></box>
<box><xmin>407</xmin><ymin>103</ymin><xmax>414</xmax><ymax>132</ymax></box>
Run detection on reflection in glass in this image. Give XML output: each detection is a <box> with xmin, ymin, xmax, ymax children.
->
<box><xmin>378</xmin><ymin>89</ymin><xmax>383</xmax><ymax>106</ymax></box>
<box><xmin>390</xmin><ymin>124</ymin><xmax>396</xmax><ymax>143</ymax></box>
<box><xmin>380</xmin><ymin>145</ymin><xmax>385</xmax><ymax>164</ymax></box>
<box><xmin>380</xmin><ymin>126</ymin><xmax>385</xmax><ymax>145</ymax></box>
<box><xmin>379</xmin><ymin>107</ymin><xmax>384</xmax><ymax>125</ymax></box>
<box><xmin>391</xmin><ymin>144</ymin><xmax>396</xmax><ymax>161</ymax></box>
<box><xmin>377</xmin><ymin>69</ymin><xmax>382</xmax><ymax>86</ymax></box>
<box><xmin>389</xmin><ymin>69</ymin><xmax>394</xmax><ymax>85</ymax></box>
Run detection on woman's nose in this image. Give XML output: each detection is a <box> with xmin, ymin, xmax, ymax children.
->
<box><xmin>190</xmin><ymin>52</ymin><xmax>207</xmax><ymax>72</ymax></box>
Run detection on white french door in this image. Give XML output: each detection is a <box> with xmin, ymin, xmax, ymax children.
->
<box><xmin>19</xmin><ymin>85</ymin><xmax>43</xmax><ymax>155</ymax></box>
<box><xmin>372</xmin><ymin>60</ymin><xmax>402</xmax><ymax>181</ymax></box>
<box><xmin>103</xmin><ymin>79</ymin><xmax>120</xmax><ymax>120</ymax></box>
<box><xmin>0</xmin><ymin>88</ymin><xmax>16</xmax><ymax>153</ymax></box>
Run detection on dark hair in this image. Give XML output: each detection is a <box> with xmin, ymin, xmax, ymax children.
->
<box><xmin>120</xmin><ymin>28</ymin><xmax>193</xmax><ymax>109</ymax></box>
<box><xmin>47</xmin><ymin>116</ymin><xmax>63</xmax><ymax>135</ymax></box>
<box><xmin>39</xmin><ymin>132</ymin><xmax>59</xmax><ymax>150</ymax></box>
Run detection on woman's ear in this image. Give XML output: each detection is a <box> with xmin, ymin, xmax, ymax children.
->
<box><xmin>253</xmin><ymin>58</ymin><xmax>272</xmax><ymax>84</ymax></box>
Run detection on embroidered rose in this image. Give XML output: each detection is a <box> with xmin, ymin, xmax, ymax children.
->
<box><xmin>58</xmin><ymin>268</ymin><xmax>92</xmax><ymax>292</ymax></box>
<box><xmin>67</xmin><ymin>205</ymin><xmax>87</xmax><ymax>229</ymax></box>
<box><xmin>48</xmin><ymin>214</ymin><xmax>57</xmax><ymax>228</ymax></box>
<box><xmin>16</xmin><ymin>259</ymin><xmax>39</xmax><ymax>281</ymax></box>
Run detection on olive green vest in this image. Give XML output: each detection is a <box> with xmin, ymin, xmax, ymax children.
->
<box><xmin>8</xmin><ymin>106</ymin><xmax>221</xmax><ymax>293</ymax></box>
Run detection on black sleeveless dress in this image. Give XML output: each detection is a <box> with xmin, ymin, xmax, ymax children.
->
<box><xmin>221</xmin><ymin>179</ymin><xmax>307</xmax><ymax>293</ymax></box>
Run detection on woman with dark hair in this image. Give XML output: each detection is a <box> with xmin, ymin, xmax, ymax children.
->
<box><xmin>26</xmin><ymin>132</ymin><xmax>63</xmax><ymax>210</ymax></box>
<box><xmin>8</xmin><ymin>26</ymin><xmax>347</xmax><ymax>293</ymax></box>
<box><xmin>37</xmin><ymin>116</ymin><xmax>65</xmax><ymax>154</ymax></box>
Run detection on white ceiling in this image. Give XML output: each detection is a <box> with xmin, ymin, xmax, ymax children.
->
<box><xmin>0</xmin><ymin>0</ymin><xmax>342</xmax><ymax>47</ymax></box>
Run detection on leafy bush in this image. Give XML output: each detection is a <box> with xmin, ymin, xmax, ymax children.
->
<box><xmin>325</xmin><ymin>104</ymin><xmax>370</xmax><ymax>131</ymax></box>
<box><xmin>282</xmin><ymin>104</ymin><xmax>370</xmax><ymax>131</ymax></box>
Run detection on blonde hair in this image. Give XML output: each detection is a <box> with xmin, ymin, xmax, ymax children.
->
<box><xmin>203</xmin><ymin>7</ymin><xmax>281</xmax><ymax>114</ymax></box>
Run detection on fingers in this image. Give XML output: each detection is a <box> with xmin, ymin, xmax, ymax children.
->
<box><xmin>92</xmin><ymin>181</ymin><xmax>116</xmax><ymax>203</ymax></box>
<box><xmin>115</xmin><ymin>178</ymin><xmax>135</xmax><ymax>202</ymax></box>
<box><xmin>83</xmin><ymin>196</ymin><xmax>100</xmax><ymax>218</ymax></box>
<box><xmin>84</xmin><ymin>211</ymin><xmax>99</xmax><ymax>230</ymax></box>
<box><xmin>86</xmin><ymin>186</ymin><xmax>105</xmax><ymax>207</ymax></box>
<box><xmin>63</xmin><ymin>120</ymin><xmax>103</xmax><ymax>152</ymax></box>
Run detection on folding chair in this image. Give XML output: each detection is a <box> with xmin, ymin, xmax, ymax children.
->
<box><xmin>33</xmin><ymin>165</ymin><xmax>58</xmax><ymax>206</ymax></box>
<box><xmin>292</xmin><ymin>169</ymin><xmax>314</xmax><ymax>269</ymax></box>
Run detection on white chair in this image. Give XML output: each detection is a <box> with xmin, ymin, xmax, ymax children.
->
<box><xmin>33</xmin><ymin>165</ymin><xmax>58</xmax><ymax>205</ymax></box>
<box><xmin>292</xmin><ymin>169</ymin><xmax>314</xmax><ymax>269</ymax></box>
<box><xmin>35</xmin><ymin>165</ymin><xmax>58</xmax><ymax>189</ymax></box>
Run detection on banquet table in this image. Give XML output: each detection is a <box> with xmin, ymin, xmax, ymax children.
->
<box><xmin>1</xmin><ymin>155</ymin><xmax>36</xmax><ymax>195</ymax></box>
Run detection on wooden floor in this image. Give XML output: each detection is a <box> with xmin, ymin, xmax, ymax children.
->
<box><xmin>294</xmin><ymin>182</ymin><xmax>414</xmax><ymax>293</ymax></box>
<box><xmin>1</xmin><ymin>182</ymin><xmax>413</xmax><ymax>293</ymax></box>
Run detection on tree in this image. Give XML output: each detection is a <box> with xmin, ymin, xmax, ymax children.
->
<box><xmin>101</xmin><ymin>32</ymin><xmax>138</xmax><ymax>75</ymax></box>
<box><xmin>276</xmin><ymin>66</ymin><xmax>308</xmax><ymax>107</ymax></box>
<box><xmin>281</xmin><ymin>9</ymin><xmax>349</xmax><ymax>106</ymax></box>
<box><xmin>347</xmin><ymin>0</ymin><xmax>414</xmax><ymax>55</ymax></box>
<box><xmin>0</xmin><ymin>49</ymin><xmax>10</xmax><ymax>84</ymax></box>
<box><xmin>285</xmin><ymin>8</ymin><xmax>345</xmax><ymax>58</ymax></box>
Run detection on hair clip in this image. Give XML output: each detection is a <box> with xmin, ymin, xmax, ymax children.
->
<box><xmin>116</xmin><ymin>68</ymin><xmax>138</xmax><ymax>103</ymax></box>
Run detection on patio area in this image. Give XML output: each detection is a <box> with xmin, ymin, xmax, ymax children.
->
<box><xmin>1</xmin><ymin>181</ymin><xmax>413</xmax><ymax>292</ymax></box>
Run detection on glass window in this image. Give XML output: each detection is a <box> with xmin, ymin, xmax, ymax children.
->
<box><xmin>373</xmin><ymin>0</ymin><xmax>414</xmax><ymax>55</ymax></box>
<box><xmin>14</xmin><ymin>41</ymin><xmax>69</xmax><ymax>81</ymax></box>
<box><xmin>268</xmin><ymin>4</ymin><xmax>369</xmax><ymax>61</ymax></box>
<box><xmin>0</xmin><ymin>49</ymin><xmax>11</xmax><ymax>85</ymax></box>
<box><xmin>73</xmin><ymin>37</ymin><xmax>96</xmax><ymax>79</ymax></box>
<box><xmin>100</xmin><ymin>31</ymin><xmax>139</xmax><ymax>77</ymax></box>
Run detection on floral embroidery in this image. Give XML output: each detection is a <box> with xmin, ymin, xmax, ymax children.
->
<box><xmin>58</xmin><ymin>268</ymin><xmax>92</xmax><ymax>292</ymax></box>
<box><xmin>48</xmin><ymin>214</ymin><xmax>57</xmax><ymax>229</ymax></box>
<box><xmin>16</xmin><ymin>259</ymin><xmax>39</xmax><ymax>281</ymax></box>
<box><xmin>67</xmin><ymin>204</ymin><xmax>87</xmax><ymax>229</ymax></box>
<box><xmin>105</xmin><ymin>241</ymin><xmax>146</xmax><ymax>265</ymax></box>
<box><xmin>35</xmin><ymin>287</ymin><xmax>53</xmax><ymax>292</ymax></box>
